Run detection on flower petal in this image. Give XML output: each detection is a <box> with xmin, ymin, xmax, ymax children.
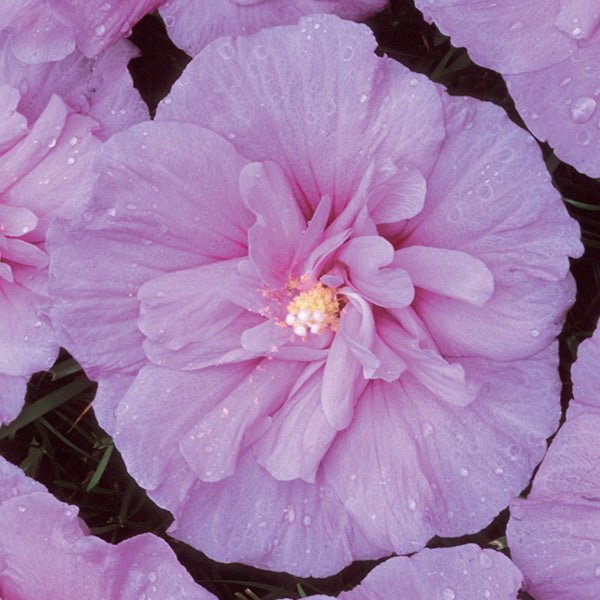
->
<box><xmin>157</xmin><ymin>14</ymin><xmax>445</xmax><ymax>214</ymax></box>
<box><xmin>395</xmin><ymin>245</ymin><xmax>494</xmax><ymax>306</ymax></box>
<box><xmin>338</xmin><ymin>235</ymin><xmax>414</xmax><ymax>308</ymax></box>
<box><xmin>241</xmin><ymin>161</ymin><xmax>306</xmax><ymax>286</ymax></box>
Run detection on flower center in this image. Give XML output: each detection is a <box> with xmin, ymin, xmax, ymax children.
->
<box><xmin>285</xmin><ymin>281</ymin><xmax>340</xmax><ymax>336</ymax></box>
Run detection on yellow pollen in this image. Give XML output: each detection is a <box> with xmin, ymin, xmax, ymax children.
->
<box><xmin>285</xmin><ymin>282</ymin><xmax>340</xmax><ymax>336</ymax></box>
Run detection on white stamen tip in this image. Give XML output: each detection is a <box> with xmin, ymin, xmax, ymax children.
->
<box><xmin>309</xmin><ymin>324</ymin><xmax>321</xmax><ymax>334</ymax></box>
<box><xmin>294</xmin><ymin>324</ymin><xmax>307</xmax><ymax>337</ymax></box>
<box><xmin>297</xmin><ymin>309</ymin><xmax>310</xmax><ymax>322</ymax></box>
<box><xmin>285</xmin><ymin>313</ymin><xmax>296</xmax><ymax>325</ymax></box>
<box><xmin>312</xmin><ymin>310</ymin><xmax>325</xmax><ymax>322</ymax></box>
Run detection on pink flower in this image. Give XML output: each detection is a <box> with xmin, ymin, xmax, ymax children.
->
<box><xmin>48</xmin><ymin>15</ymin><xmax>582</xmax><ymax>576</ymax></box>
<box><xmin>414</xmin><ymin>0</ymin><xmax>600</xmax><ymax>177</ymax></box>
<box><xmin>159</xmin><ymin>0</ymin><xmax>387</xmax><ymax>56</ymax></box>
<box><xmin>0</xmin><ymin>456</ymin><xmax>217</xmax><ymax>600</ymax></box>
<box><xmin>288</xmin><ymin>544</ymin><xmax>522</xmax><ymax>600</ymax></box>
<box><xmin>0</xmin><ymin>84</ymin><xmax>101</xmax><ymax>425</ymax></box>
<box><xmin>0</xmin><ymin>0</ymin><xmax>162</xmax><ymax>63</ymax></box>
<box><xmin>0</xmin><ymin>37</ymin><xmax>149</xmax><ymax>141</ymax></box>
<box><xmin>507</xmin><ymin>324</ymin><xmax>600</xmax><ymax>599</ymax></box>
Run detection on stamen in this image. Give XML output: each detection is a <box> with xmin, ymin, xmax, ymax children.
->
<box><xmin>285</xmin><ymin>281</ymin><xmax>340</xmax><ymax>336</ymax></box>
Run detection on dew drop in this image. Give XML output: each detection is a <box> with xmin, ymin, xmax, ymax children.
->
<box><xmin>67</xmin><ymin>157</ymin><xmax>76</xmax><ymax>165</ymax></box>
<box><xmin>422</xmin><ymin>422</ymin><xmax>435</xmax><ymax>437</ymax></box>
<box><xmin>559</xmin><ymin>76</ymin><xmax>572</xmax><ymax>87</ymax></box>
<box><xmin>459</xmin><ymin>467</ymin><xmax>469</xmax><ymax>477</ymax></box>
<box><xmin>100</xmin><ymin>2</ymin><xmax>111</xmax><ymax>10</ymax></box>
<box><xmin>17</xmin><ymin>505</ymin><xmax>26</xmax><ymax>512</ymax></box>
<box><xmin>508</xmin><ymin>20</ymin><xmax>524</xmax><ymax>32</ymax></box>
<box><xmin>570</xmin><ymin>97</ymin><xmax>597</xmax><ymax>124</ymax></box>
<box><xmin>530</xmin><ymin>329</ymin><xmax>540</xmax><ymax>338</ymax></box>
<box><xmin>69</xmin><ymin>136</ymin><xmax>78</xmax><ymax>146</ymax></box>
<box><xmin>116</xmin><ymin>402</ymin><xmax>129</xmax><ymax>415</ymax></box>
<box><xmin>255</xmin><ymin>44</ymin><xmax>268</xmax><ymax>59</ymax></box>
<box><xmin>479</xmin><ymin>552</ymin><xmax>493</xmax><ymax>568</ymax></box>
<box><xmin>46</xmin><ymin>137</ymin><xmax>57</xmax><ymax>148</ymax></box>
<box><xmin>359</xmin><ymin>94</ymin><xmax>368</xmax><ymax>104</ymax></box>
<box><xmin>571</xmin><ymin>26</ymin><xmax>583</xmax><ymax>38</ymax></box>
<box><xmin>285</xmin><ymin>505</ymin><xmax>295</xmax><ymax>524</ymax></box>
<box><xmin>483</xmin><ymin>590</ymin><xmax>491</xmax><ymax>598</ymax></box>
<box><xmin>148</xmin><ymin>571</ymin><xmax>157</xmax><ymax>583</ymax></box>
<box><xmin>407</xmin><ymin>498</ymin><xmax>417</xmax><ymax>512</ymax></box>
<box><xmin>342</xmin><ymin>47</ymin><xmax>354</xmax><ymax>61</ymax></box>
<box><xmin>163</xmin><ymin>97</ymin><xmax>173</xmax><ymax>106</ymax></box>
<box><xmin>595</xmin><ymin>565</ymin><xmax>600</xmax><ymax>576</ymax></box>
<box><xmin>494</xmin><ymin>466</ymin><xmax>504</xmax><ymax>475</ymax></box>
<box><xmin>441</xmin><ymin>588</ymin><xmax>456</xmax><ymax>600</ymax></box>
<box><xmin>302</xmin><ymin>515</ymin><xmax>312</xmax><ymax>527</ymax></box>
<box><xmin>218</xmin><ymin>43</ymin><xmax>235</xmax><ymax>59</ymax></box>
<box><xmin>106</xmin><ymin>207</ymin><xmax>117</xmax><ymax>217</ymax></box>
<box><xmin>94</xmin><ymin>24</ymin><xmax>106</xmax><ymax>36</ymax></box>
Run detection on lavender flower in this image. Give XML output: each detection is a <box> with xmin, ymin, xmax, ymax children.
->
<box><xmin>49</xmin><ymin>15</ymin><xmax>582</xmax><ymax>576</ymax></box>
<box><xmin>0</xmin><ymin>84</ymin><xmax>101</xmax><ymax>425</ymax></box>
<box><xmin>0</xmin><ymin>0</ymin><xmax>162</xmax><ymax>63</ymax></box>
<box><xmin>0</xmin><ymin>456</ymin><xmax>216</xmax><ymax>600</ymax></box>
<box><xmin>159</xmin><ymin>0</ymin><xmax>388</xmax><ymax>56</ymax></box>
<box><xmin>287</xmin><ymin>544</ymin><xmax>522</xmax><ymax>600</ymax></box>
<box><xmin>414</xmin><ymin>0</ymin><xmax>600</xmax><ymax>177</ymax></box>
<box><xmin>507</xmin><ymin>324</ymin><xmax>600</xmax><ymax>599</ymax></box>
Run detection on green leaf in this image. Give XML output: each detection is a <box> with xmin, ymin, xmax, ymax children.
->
<box><xmin>50</xmin><ymin>357</ymin><xmax>83</xmax><ymax>381</ymax></box>
<box><xmin>86</xmin><ymin>443</ymin><xmax>114</xmax><ymax>492</ymax></box>
<box><xmin>0</xmin><ymin>378</ymin><xmax>94</xmax><ymax>440</ymax></box>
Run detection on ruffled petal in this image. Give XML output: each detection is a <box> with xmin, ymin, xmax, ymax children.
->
<box><xmin>166</xmin><ymin>451</ymin><xmax>380</xmax><ymax>577</ymax></box>
<box><xmin>395</xmin><ymin>245</ymin><xmax>494</xmax><ymax>306</ymax></box>
<box><xmin>241</xmin><ymin>161</ymin><xmax>306</xmax><ymax>286</ymax></box>
<box><xmin>338</xmin><ymin>235</ymin><xmax>414</xmax><ymax>308</ymax></box>
<box><xmin>157</xmin><ymin>14</ymin><xmax>445</xmax><ymax>214</ymax></box>
<box><xmin>324</xmin><ymin>345</ymin><xmax>560</xmax><ymax>552</ymax></box>
<box><xmin>160</xmin><ymin>0</ymin><xmax>387</xmax><ymax>57</ymax></box>
<box><xmin>337</xmin><ymin>545</ymin><xmax>521</xmax><ymax>600</ymax></box>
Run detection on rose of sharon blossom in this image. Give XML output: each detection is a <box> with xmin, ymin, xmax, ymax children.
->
<box><xmin>0</xmin><ymin>37</ymin><xmax>149</xmax><ymax>141</ymax></box>
<box><xmin>49</xmin><ymin>15</ymin><xmax>582</xmax><ymax>576</ymax></box>
<box><xmin>0</xmin><ymin>0</ymin><xmax>162</xmax><ymax>63</ymax></box>
<box><xmin>0</xmin><ymin>85</ymin><xmax>100</xmax><ymax>425</ymax></box>
<box><xmin>159</xmin><ymin>0</ymin><xmax>387</xmax><ymax>56</ymax></box>
<box><xmin>507</xmin><ymin>324</ymin><xmax>600</xmax><ymax>599</ymax></box>
<box><xmin>0</xmin><ymin>456</ymin><xmax>216</xmax><ymax>600</ymax></box>
<box><xmin>414</xmin><ymin>0</ymin><xmax>600</xmax><ymax>177</ymax></box>
<box><xmin>286</xmin><ymin>545</ymin><xmax>522</xmax><ymax>600</ymax></box>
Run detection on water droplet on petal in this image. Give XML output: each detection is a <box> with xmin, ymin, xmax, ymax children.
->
<box><xmin>559</xmin><ymin>77</ymin><xmax>572</xmax><ymax>87</ymax></box>
<box><xmin>218</xmin><ymin>44</ymin><xmax>234</xmax><ymax>59</ymax></box>
<box><xmin>302</xmin><ymin>515</ymin><xmax>312</xmax><ymax>527</ymax></box>
<box><xmin>441</xmin><ymin>588</ymin><xmax>456</xmax><ymax>600</ymax></box>
<box><xmin>570</xmin><ymin>97</ymin><xmax>597</xmax><ymax>123</ymax></box>
<box><xmin>94</xmin><ymin>24</ymin><xmax>106</xmax><ymax>36</ymax></box>
<box><xmin>342</xmin><ymin>47</ymin><xmax>354</xmax><ymax>61</ymax></box>
<box><xmin>508</xmin><ymin>20</ymin><xmax>524</xmax><ymax>31</ymax></box>
<box><xmin>479</xmin><ymin>552</ymin><xmax>494</xmax><ymax>568</ymax></box>
<box><xmin>46</xmin><ymin>137</ymin><xmax>57</xmax><ymax>148</ymax></box>
<box><xmin>148</xmin><ymin>571</ymin><xmax>157</xmax><ymax>583</ymax></box>
<box><xmin>459</xmin><ymin>467</ymin><xmax>469</xmax><ymax>477</ymax></box>
<box><xmin>407</xmin><ymin>498</ymin><xmax>417</xmax><ymax>511</ymax></box>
